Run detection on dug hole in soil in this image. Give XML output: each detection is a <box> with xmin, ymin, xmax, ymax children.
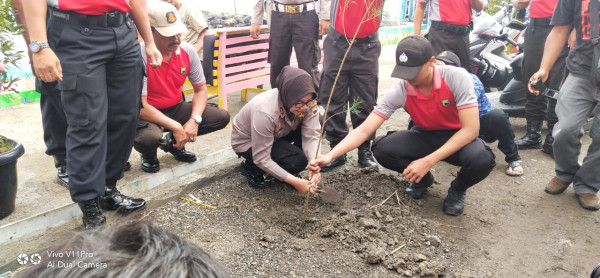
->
<box><xmin>146</xmin><ymin>134</ymin><xmax>600</xmax><ymax>278</ymax></box>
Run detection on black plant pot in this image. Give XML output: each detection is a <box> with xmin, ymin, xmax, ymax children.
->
<box><xmin>0</xmin><ymin>139</ymin><xmax>25</xmax><ymax>220</ymax></box>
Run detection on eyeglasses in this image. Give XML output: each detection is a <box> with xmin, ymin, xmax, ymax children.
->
<box><xmin>293</xmin><ymin>99</ymin><xmax>315</xmax><ymax>109</ymax></box>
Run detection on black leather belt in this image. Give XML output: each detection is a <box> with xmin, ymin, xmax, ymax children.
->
<box><xmin>49</xmin><ymin>7</ymin><xmax>130</xmax><ymax>28</ymax></box>
<box><xmin>430</xmin><ymin>20</ymin><xmax>472</xmax><ymax>35</ymax></box>
<box><xmin>531</xmin><ymin>17</ymin><xmax>552</xmax><ymax>27</ymax></box>
<box><xmin>329</xmin><ymin>27</ymin><xmax>377</xmax><ymax>44</ymax></box>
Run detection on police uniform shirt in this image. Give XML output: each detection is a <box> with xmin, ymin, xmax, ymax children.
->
<box><xmin>231</xmin><ymin>89</ymin><xmax>320</xmax><ymax>181</ymax></box>
<box><xmin>373</xmin><ymin>65</ymin><xmax>477</xmax><ymax>131</ymax></box>
<box><xmin>178</xmin><ymin>1</ymin><xmax>209</xmax><ymax>46</ymax></box>
<box><xmin>140</xmin><ymin>42</ymin><xmax>206</xmax><ymax>109</ymax></box>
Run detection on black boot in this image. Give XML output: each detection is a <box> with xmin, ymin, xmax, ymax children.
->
<box><xmin>357</xmin><ymin>141</ymin><xmax>379</xmax><ymax>171</ymax></box>
<box><xmin>515</xmin><ymin>119</ymin><xmax>542</xmax><ymax>149</ymax></box>
<box><xmin>169</xmin><ymin>147</ymin><xmax>197</xmax><ymax>162</ymax></box>
<box><xmin>443</xmin><ymin>181</ymin><xmax>467</xmax><ymax>216</ymax></box>
<box><xmin>160</xmin><ymin>132</ymin><xmax>197</xmax><ymax>162</ymax></box>
<box><xmin>100</xmin><ymin>179</ymin><xmax>147</xmax><ymax>214</ymax></box>
<box><xmin>141</xmin><ymin>151</ymin><xmax>160</xmax><ymax>173</ymax></box>
<box><xmin>77</xmin><ymin>198</ymin><xmax>106</xmax><ymax>230</ymax></box>
<box><xmin>239</xmin><ymin>161</ymin><xmax>271</xmax><ymax>189</ymax></box>
<box><xmin>541</xmin><ymin>122</ymin><xmax>554</xmax><ymax>158</ymax></box>
<box><xmin>404</xmin><ymin>172</ymin><xmax>434</xmax><ymax>199</ymax></box>
<box><xmin>53</xmin><ymin>155</ymin><xmax>69</xmax><ymax>188</ymax></box>
<box><xmin>321</xmin><ymin>141</ymin><xmax>346</xmax><ymax>172</ymax></box>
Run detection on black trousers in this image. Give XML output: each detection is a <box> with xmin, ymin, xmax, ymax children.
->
<box><xmin>268</xmin><ymin>10</ymin><xmax>320</xmax><ymax>91</ymax></box>
<box><xmin>372</xmin><ymin>129</ymin><xmax>495</xmax><ymax>190</ymax></box>
<box><xmin>426</xmin><ymin>26</ymin><xmax>470</xmax><ymax>72</ymax></box>
<box><xmin>236</xmin><ymin>127</ymin><xmax>308</xmax><ymax>175</ymax></box>
<box><xmin>479</xmin><ymin>109</ymin><xmax>520</xmax><ymax>163</ymax></box>
<box><xmin>522</xmin><ymin>19</ymin><xmax>568</xmax><ymax>122</ymax></box>
<box><xmin>134</xmin><ymin>102</ymin><xmax>230</xmax><ymax>154</ymax></box>
<box><xmin>37</xmin><ymin>80</ymin><xmax>67</xmax><ymax>157</ymax></box>
<box><xmin>48</xmin><ymin>16</ymin><xmax>143</xmax><ymax>202</ymax></box>
<box><xmin>318</xmin><ymin>28</ymin><xmax>380</xmax><ymax>143</ymax></box>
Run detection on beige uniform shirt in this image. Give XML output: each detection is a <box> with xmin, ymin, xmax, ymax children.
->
<box><xmin>251</xmin><ymin>0</ymin><xmax>331</xmax><ymax>25</ymax></box>
<box><xmin>178</xmin><ymin>1</ymin><xmax>208</xmax><ymax>47</ymax></box>
<box><xmin>231</xmin><ymin>89</ymin><xmax>321</xmax><ymax>181</ymax></box>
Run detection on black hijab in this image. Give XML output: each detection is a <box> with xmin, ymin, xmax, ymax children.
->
<box><xmin>275</xmin><ymin>66</ymin><xmax>316</xmax><ymax>119</ymax></box>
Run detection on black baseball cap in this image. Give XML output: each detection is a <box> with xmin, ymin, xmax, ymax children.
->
<box><xmin>391</xmin><ymin>35</ymin><xmax>435</xmax><ymax>80</ymax></box>
<box><xmin>435</xmin><ymin>50</ymin><xmax>461</xmax><ymax>67</ymax></box>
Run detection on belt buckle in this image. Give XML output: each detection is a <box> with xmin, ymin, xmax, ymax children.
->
<box><xmin>285</xmin><ymin>5</ymin><xmax>300</xmax><ymax>13</ymax></box>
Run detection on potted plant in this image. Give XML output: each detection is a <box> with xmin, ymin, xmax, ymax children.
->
<box><xmin>0</xmin><ymin>136</ymin><xmax>24</xmax><ymax>219</ymax></box>
<box><xmin>0</xmin><ymin>0</ymin><xmax>26</xmax><ymax>219</ymax></box>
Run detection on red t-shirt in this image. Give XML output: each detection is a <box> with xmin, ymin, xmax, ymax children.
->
<box><xmin>53</xmin><ymin>0</ymin><xmax>131</xmax><ymax>15</ymax></box>
<box><xmin>419</xmin><ymin>0</ymin><xmax>473</xmax><ymax>26</ymax></box>
<box><xmin>142</xmin><ymin>42</ymin><xmax>206</xmax><ymax>109</ymax></box>
<box><xmin>332</xmin><ymin>0</ymin><xmax>383</xmax><ymax>38</ymax></box>
<box><xmin>529</xmin><ymin>0</ymin><xmax>558</xmax><ymax>19</ymax></box>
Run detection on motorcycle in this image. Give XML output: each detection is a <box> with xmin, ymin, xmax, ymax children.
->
<box><xmin>469</xmin><ymin>3</ymin><xmax>529</xmax><ymax>117</ymax></box>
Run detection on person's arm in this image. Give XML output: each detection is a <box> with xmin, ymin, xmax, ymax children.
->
<box><xmin>192</xmin><ymin>29</ymin><xmax>208</xmax><ymax>54</ymax></box>
<box><xmin>310</xmin><ymin>112</ymin><xmax>384</xmax><ymax>170</ymax></box>
<box><xmin>511</xmin><ymin>0</ymin><xmax>530</xmax><ymax>10</ymax></box>
<box><xmin>130</xmin><ymin>0</ymin><xmax>162</xmax><ymax>68</ymax></box>
<box><xmin>22</xmin><ymin>0</ymin><xmax>62</xmax><ymax>82</ymax></box>
<box><xmin>319</xmin><ymin>0</ymin><xmax>331</xmax><ymax>35</ymax></box>
<box><xmin>413</xmin><ymin>1</ymin><xmax>427</xmax><ymax>36</ymax></box>
<box><xmin>250</xmin><ymin>0</ymin><xmax>264</xmax><ymax>39</ymax></box>
<box><xmin>401</xmin><ymin>107</ymin><xmax>480</xmax><ymax>183</ymax></box>
<box><xmin>181</xmin><ymin>84</ymin><xmax>208</xmax><ymax>142</ymax></box>
<box><xmin>470</xmin><ymin>0</ymin><xmax>485</xmax><ymax>12</ymax></box>
<box><xmin>140</xmin><ymin>97</ymin><xmax>188</xmax><ymax>149</ymax></box>
<box><xmin>528</xmin><ymin>24</ymin><xmax>571</xmax><ymax>95</ymax></box>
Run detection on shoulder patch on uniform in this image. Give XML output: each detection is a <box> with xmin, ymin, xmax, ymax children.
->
<box><xmin>180</xmin><ymin>66</ymin><xmax>187</xmax><ymax>75</ymax></box>
<box><xmin>311</xmin><ymin>101</ymin><xmax>318</xmax><ymax>115</ymax></box>
<box><xmin>441</xmin><ymin>98</ymin><xmax>450</xmax><ymax>107</ymax></box>
<box><xmin>275</xmin><ymin>121</ymin><xmax>283</xmax><ymax>132</ymax></box>
<box><xmin>279</xmin><ymin>106</ymin><xmax>285</xmax><ymax>116</ymax></box>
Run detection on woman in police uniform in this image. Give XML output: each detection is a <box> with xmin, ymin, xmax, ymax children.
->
<box><xmin>231</xmin><ymin>66</ymin><xmax>321</xmax><ymax>194</ymax></box>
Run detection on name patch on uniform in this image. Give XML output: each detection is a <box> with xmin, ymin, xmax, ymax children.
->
<box><xmin>166</xmin><ymin>11</ymin><xmax>177</xmax><ymax>23</ymax></box>
<box><xmin>180</xmin><ymin>66</ymin><xmax>187</xmax><ymax>75</ymax></box>
<box><xmin>441</xmin><ymin>98</ymin><xmax>450</xmax><ymax>107</ymax></box>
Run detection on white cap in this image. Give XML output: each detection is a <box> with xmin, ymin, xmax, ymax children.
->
<box><xmin>147</xmin><ymin>0</ymin><xmax>188</xmax><ymax>37</ymax></box>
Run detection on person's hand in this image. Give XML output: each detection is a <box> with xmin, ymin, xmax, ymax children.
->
<box><xmin>182</xmin><ymin>119</ymin><xmax>199</xmax><ymax>143</ymax></box>
<box><xmin>172</xmin><ymin>126</ymin><xmax>188</xmax><ymax>149</ymax></box>
<box><xmin>32</xmin><ymin>49</ymin><xmax>62</xmax><ymax>82</ymax></box>
<box><xmin>528</xmin><ymin>70</ymin><xmax>549</xmax><ymax>96</ymax></box>
<box><xmin>308</xmin><ymin>171</ymin><xmax>321</xmax><ymax>188</ymax></box>
<box><xmin>145</xmin><ymin>43</ymin><xmax>162</xmax><ymax>69</ymax></box>
<box><xmin>296</xmin><ymin>178</ymin><xmax>317</xmax><ymax>195</ymax></box>
<box><xmin>249</xmin><ymin>23</ymin><xmax>261</xmax><ymax>39</ymax></box>
<box><xmin>402</xmin><ymin>157</ymin><xmax>434</xmax><ymax>184</ymax></box>
<box><xmin>309</xmin><ymin>154</ymin><xmax>332</xmax><ymax>172</ymax></box>
<box><xmin>319</xmin><ymin>20</ymin><xmax>330</xmax><ymax>36</ymax></box>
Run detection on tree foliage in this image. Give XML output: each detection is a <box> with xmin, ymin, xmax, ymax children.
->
<box><xmin>0</xmin><ymin>0</ymin><xmax>25</xmax><ymax>93</ymax></box>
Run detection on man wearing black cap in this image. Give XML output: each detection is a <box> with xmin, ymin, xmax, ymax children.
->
<box><xmin>310</xmin><ymin>36</ymin><xmax>495</xmax><ymax>215</ymax></box>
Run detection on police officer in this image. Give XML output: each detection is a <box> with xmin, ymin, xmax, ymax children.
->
<box><xmin>250</xmin><ymin>0</ymin><xmax>331</xmax><ymax>91</ymax></box>
<box><xmin>413</xmin><ymin>0</ymin><xmax>485</xmax><ymax>72</ymax></box>
<box><xmin>231</xmin><ymin>66</ymin><xmax>321</xmax><ymax>194</ymax></box>
<box><xmin>513</xmin><ymin>0</ymin><xmax>568</xmax><ymax>156</ymax></box>
<box><xmin>317</xmin><ymin>0</ymin><xmax>384</xmax><ymax>172</ymax></box>
<box><xmin>21</xmin><ymin>0</ymin><xmax>162</xmax><ymax>229</ymax></box>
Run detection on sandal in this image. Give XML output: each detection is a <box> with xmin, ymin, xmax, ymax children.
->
<box><xmin>505</xmin><ymin>160</ymin><xmax>524</xmax><ymax>176</ymax></box>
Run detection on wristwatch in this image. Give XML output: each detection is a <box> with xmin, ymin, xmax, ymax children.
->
<box><xmin>191</xmin><ymin>114</ymin><xmax>202</xmax><ymax>124</ymax></box>
<box><xmin>29</xmin><ymin>41</ymin><xmax>50</xmax><ymax>53</ymax></box>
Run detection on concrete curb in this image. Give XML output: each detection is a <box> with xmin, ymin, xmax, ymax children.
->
<box><xmin>0</xmin><ymin>147</ymin><xmax>237</xmax><ymax>244</ymax></box>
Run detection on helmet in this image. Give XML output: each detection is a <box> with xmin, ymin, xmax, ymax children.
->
<box><xmin>472</xmin><ymin>57</ymin><xmax>510</xmax><ymax>89</ymax></box>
